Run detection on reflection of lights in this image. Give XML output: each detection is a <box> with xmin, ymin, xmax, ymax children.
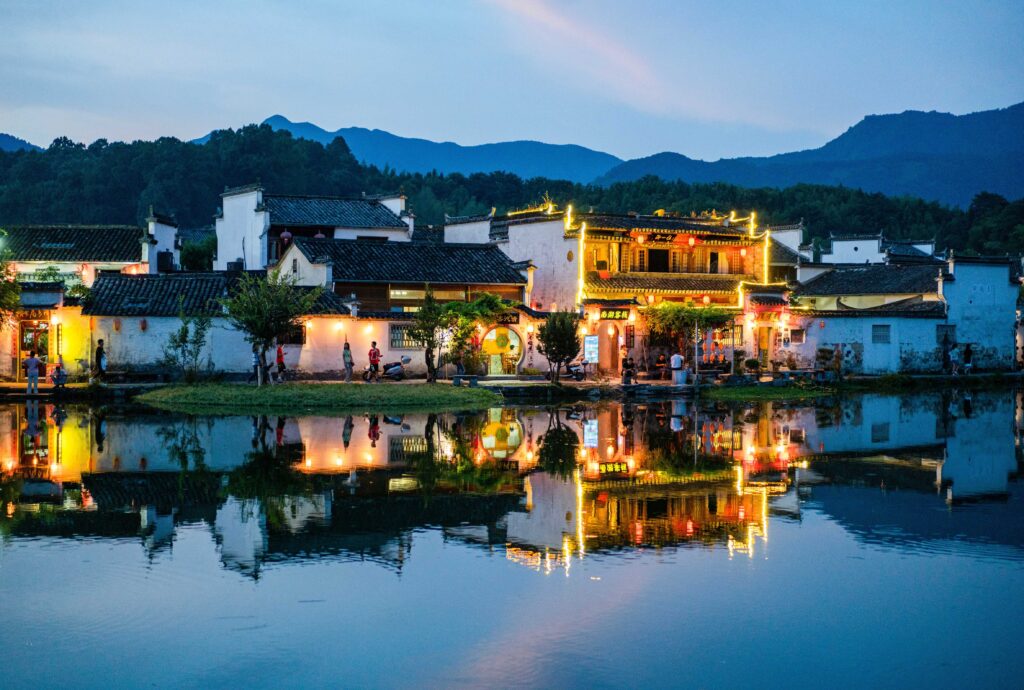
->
<box><xmin>305</xmin><ymin>458</ymin><xmax>312</xmax><ymax>467</ymax></box>
<box><xmin>363</xmin><ymin>452</ymin><xmax>374</xmax><ymax>464</ymax></box>
<box><xmin>5</xmin><ymin>502</ymin><xmax>14</xmax><ymax>517</ymax></box>
<box><xmin>587</xmin><ymin>461</ymin><xmax>599</xmax><ymax>473</ymax></box>
<box><xmin>606</xmin><ymin>443</ymin><xmax>615</xmax><ymax>458</ymax></box>
<box><xmin>578</xmin><ymin>447</ymin><xmax>587</xmax><ymax>459</ymax></box>
<box><xmin>334</xmin><ymin>456</ymin><xmax>344</xmax><ymax>466</ymax></box>
<box><xmin>525</xmin><ymin>450</ymin><xmax>534</xmax><ymax>462</ymax></box>
<box><xmin>626</xmin><ymin>457</ymin><xmax>635</xmax><ymax>470</ymax></box>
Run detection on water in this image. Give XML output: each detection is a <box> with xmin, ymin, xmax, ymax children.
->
<box><xmin>2</xmin><ymin>390</ymin><xmax>1023</xmax><ymax>688</ymax></box>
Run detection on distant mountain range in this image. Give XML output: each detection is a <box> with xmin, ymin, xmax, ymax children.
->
<box><xmin>258</xmin><ymin>115</ymin><xmax>622</xmax><ymax>183</ymax></box>
<box><xmin>6</xmin><ymin>102</ymin><xmax>1023</xmax><ymax>206</ymax></box>
<box><xmin>0</xmin><ymin>133</ymin><xmax>39</xmax><ymax>152</ymax></box>
<box><xmin>595</xmin><ymin>103</ymin><xmax>1024</xmax><ymax>207</ymax></box>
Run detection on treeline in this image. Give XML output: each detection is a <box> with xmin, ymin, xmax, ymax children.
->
<box><xmin>0</xmin><ymin>124</ymin><xmax>1021</xmax><ymax>255</ymax></box>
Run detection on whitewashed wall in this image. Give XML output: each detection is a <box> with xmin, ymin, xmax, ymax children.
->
<box><xmin>215</xmin><ymin>189</ymin><xmax>268</xmax><ymax>270</ymax></box>
<box><xmin>825</xmin><ymin>238</ymin><xmax>885</xmax><ymax>264</ymax></box>
<box><xmin>505</xmin><ymin>219</ymin><xmax>578</xmax><ymax>311</ymax></box>
<box><xmin>942</xmin><ymin>261</ymin><xmax>1018</xmax><ymax>370</ymax></box>
<box><xmin>443</xmin><ymin>220</ymin><xmax>491</xmax><ymax>244</ymax></box>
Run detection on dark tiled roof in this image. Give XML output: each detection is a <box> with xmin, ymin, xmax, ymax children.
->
<box><xmin>178</xmin><ymin>225</ymin><xmax>216</xmax><ymax>245</ymax></box>
<box><xmin>261</xmin><ymin>194</ymin><xmax>407</xmax><ymax>228</ymax></box>
<box><xmin>410</xmin><ymin>225</ymin><xmax>445</xmax><ymax>244</ymax></box>
<box><xmin>292</xmin><ymin>238</ymin><xmax>527</xmax><ymax>285</ymax></box>
<box><xmin>770</xmin><ymin>241</ymin><xmax>804</xmax><ymax>265</ymax></box>
<box><xmin>586</xmin><ymin>272</ymin><xmax>748</xmax><ymax>294</ymax></box>
<box><xmin>3</xmin><ymin>225</ymin><xmax>144</xmax><ymax>262</ymax></box>
<box><xmin>84</xmin><ymin>273</ymin><xmax>228</xmax><ymax>316</ymax></box>
<box><xmin>578</xmin><ymin>213</ymin><xmax>748</xmax><ymax>235</ymax></box>
<box><xmin>445</xmin><ymin>211</ymin><xmax>494</xmax><ymax>224</ymax></box>
<box><xmin>882</xmin><ymin>241</ymin><xmax>936</xmax><ymax>261</ymax></box>
<box><xmin>795</xmin><ymin>264</ymin><xmax>944</xmax><ymax>296</ymax></box>
<box><xmin>306</xmin><ymin>289</ymin><xmax>351</xmax><ymax>315</ymax></box>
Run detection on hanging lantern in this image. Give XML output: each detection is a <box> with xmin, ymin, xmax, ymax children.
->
<box><xmin>688</xmin><ymin>236</ymin><xmax>696</xmax><ymax>247</ymax></box>
<box><xmin>280</xmin><ymin>230</ymin><xmax>293</xmax><ymax>244</ymax></box>
<box><xmin>702</xmin><ymin>295</ymin><xmax>711</xmax><ymax>305</ymax></box>
<box><xmin>314</xmin><ymin>230</ymin><xmax>326</xmax><ymax>239</ymax></box>
<box><xmin>740</xmin><ymin>247</ymin><xmax>748</xmax><ymax>257</ymax></box>
<box><xmin>139</xmin><ymin>318</ymin><xmax>148</xmax><ymax>332</ymax></box>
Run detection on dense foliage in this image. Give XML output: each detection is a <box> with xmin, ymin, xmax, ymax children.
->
<box><xmin>0</xmin><ymin>124</ymin><xmax>1022</xmax><ymax>254</ymax></box>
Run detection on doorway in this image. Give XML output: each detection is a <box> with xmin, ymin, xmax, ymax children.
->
<box><xmin>757</xmin><ymin>326</ymin><xmax>771</xmax><ymax>367</ymax></box>
<box><xmin>481</xmin><ymin>327</ymin><xmax>523</xmax><ymax>376</ymax></box>
<box><xmin>18</xmin><ymin>320</ymin><xmax>50</xmax><ymax>381</ymax></box>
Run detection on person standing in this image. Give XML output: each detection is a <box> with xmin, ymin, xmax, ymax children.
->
<box><xmin>342</xmin><ymin>341</ymin><xmax>354</xmax><ymax>383</ymax></box>
<box><xmin>94</xmin><ymin>339</ymin><xmax>107</xmax><ymax>383</ymax></box>
<box><xmin>670</xmin><ymin>350</ymin><xmax>685</xmax><ymax>385</ymax></box>
<box><xmin>963</xmin><ymin>343</ymin><xmax>974</xmax><ymax>375</ymax></box>
<box><xmin>24</xmin><ymin>350</ymin><xmax>42</xmax><ymax>395</ymax></box>
<box><xmin>949</xmin><ymin>344</ymin><xmax>960</xmax><ymax>376</ymax></box>
<box><xmin>368</xmin><ymin>341</ymin><xmax>382</xmax><ymax>383</ymax></box>
<box><xmin>276</xmin><ymin>343</ymin><xmax>286</xmax><ymax>382</ymax></box>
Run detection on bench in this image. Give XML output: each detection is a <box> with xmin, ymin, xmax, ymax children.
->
<box><xmin>452</xmin><ymin>375</ymin><xmax>479</xmax><ymax>387</ymax></box>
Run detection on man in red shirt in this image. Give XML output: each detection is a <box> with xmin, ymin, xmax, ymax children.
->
<box><xmin>368</xmin><ymin>341</ymin><xmax>381</xmax><ymax>382</ymax></box>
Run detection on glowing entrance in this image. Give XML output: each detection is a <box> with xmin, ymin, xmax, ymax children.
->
<box><xmin>481</xmin><ymin>327</ymin><xmax>522</xmax><ymax>376</ymax></box>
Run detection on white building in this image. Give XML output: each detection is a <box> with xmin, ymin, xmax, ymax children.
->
<box><xmin>214</xmin><ymin>183</ymin><xmax>414</xmax><ymax>270</ymax></box>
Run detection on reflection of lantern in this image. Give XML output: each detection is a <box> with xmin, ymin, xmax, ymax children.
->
<box><xmin>139</xmin><ymin>318</ymin><xmax>147</xmax><ymax>332</ymax></box>
<box><xmin>113</xmin><ymin>318</ymin><xmax>122</xmax><ymax>332</ymax></box>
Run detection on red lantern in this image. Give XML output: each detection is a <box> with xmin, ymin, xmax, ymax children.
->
<box><xmin>702</xmin><ymin>295</ymin><xmax>711</xmax><ymax>305</ymax></box>
<box><xmin>113</xmin><ymin>318</ymin><xmax>121</xmax><ymax>332</ymax></box>
<box><xmin>140</xmin><ymin>318</ymin><xmax>148</xmax><ymax>332</ymax></box>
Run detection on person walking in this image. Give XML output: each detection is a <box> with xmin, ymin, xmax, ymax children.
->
<box><xmin>24</xmin><ymin>350</ymin><xmax>42</xmax><ymax>395</ymax></box>
<box><xmin>94</xmin><ymin>339</ymin><xmax>107</xmax><ymax>383</ymax></box>
<box><xmin>949</xmin><ymin>344</ymin><xmax>960</xmax><ymax>376</ymax></box>
<box><xmin>368</xmin><ymin>341</ymin><xmax>382</xmax><ymax>383</ymax></box>
<box><xmin>963</xmin><ymin>343</ymin><xmax>974</xmax><ymax>375</ymax></box>
<box><xmin>276</xmin><ymin>343</ymin><xmax>286</xmax><ymax>382</ymax></box>
<box><xmin>342</xmin><ymin>341</ymin><xmax>354</xmax><ymax>382</ymax></box>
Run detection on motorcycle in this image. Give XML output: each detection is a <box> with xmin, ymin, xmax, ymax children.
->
<box><xmin>363</xmin><ymin>356</ymin><xmax>411</xmax><ymax>382</ymax></box>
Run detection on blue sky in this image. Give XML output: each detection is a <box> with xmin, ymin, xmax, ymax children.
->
<box><xmin>1</xmin><ymin>0</ymin><xmax>1021</xmax><ymax>160</ymax></box>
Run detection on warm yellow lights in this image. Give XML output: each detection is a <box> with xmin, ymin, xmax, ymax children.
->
<box><xmin>579</xmin><ymin>325</ymin><xmax>588</xmax><ymax>335</ymax></box>
<box><xmin>606</xmin><ymin>325</ymin><xmax>615</xmax><ymax>336</ymax></box>
<box><xmin>526</xmin><ymin>323</ymin><xmax>534</xmax><ymax>334</ymax></box>
<box><xmin>50</xmin><ymin>314</ymin><xmax>60</xmax><ymax>326</ymax></box>
<box><xmin>363</xmin><ymin>324</ymin><xmax>373</xmax><ymax>334</ymax></box>
<box><xmin>334</xmin><ymin>321</ymin><xmax>344</xmax><ymax>331</ymax></box>
<box><xmin>740</xmin><ymin>247</ymin><xmax>747</xmax><ymax>257</ymax></box>
<box><xmin>628</xmin><ymin>311</ymin><xmax>636</xmax><ymax>323</ymax></box>
<box><xmin>762</xmin><ymin>227</ymin><xmax>770</xmax><ymax>286</ymax></box>
<box><xmin>702</xmin><ymin>295</ymin><xmax>711</xmax><ymax>305</ymax></box>
<box><xmin>305</xmin><ymin>320</ymin><xmax>314</xmax><ymax>329</ymax></box>
<box><xmin>576</xmin><ymin>221</ymin><xmax>586</xmax><ymax>307</ymax></box>
<box><xmin>688</xmin><ymin>236</ymin><xmax>696</xmax><ymax>247</ymax></box>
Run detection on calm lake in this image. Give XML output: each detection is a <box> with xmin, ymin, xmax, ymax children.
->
<box><xmin>2</xmin><ymin>390</ymin><xmax>1023</xmax><ymax>688</ymax></box>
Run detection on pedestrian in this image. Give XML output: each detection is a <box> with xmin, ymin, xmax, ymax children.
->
<box><xmin>342</xmin><ymin>341</ymin><xmax>354</xmax><ymax>382</ymax></box>
<box><xmin>247</xmin><ymin>346</ymin><xmax>260</xmax><ymax>383</ymax></box>
<box><xmin>670</xmin><ymin>350</ymin><xmax>685</xmax><ymax>385</ymax></box>
<box><xmin>949</xmin><ymin>344</ymin><xmax>960</xmax><ymax>376</ymax></box>
<box><xmin>368</xmin><ymin>341</ymin><xmax>382</xmax><ymax>383</ymax></box>
<box><xmin>276</xmin><ymin>343</ymin><xmax>286</xmax><ymax>382</ymax></box>
<box><xmin>94</xmin><ymin>339</ymin><xmax>107</xmax><ymax>383</ymax></box>
<box><xmin>49</xmin><ymin>354</ymin><xmax>68</xmax><ymax>390</ymax></box>
<box><xmin>963</xmin><ymin>343</ymin><xmax>974</xmax><ymax>375</ymax></box>
<box><xmin>24</xmin><ymin>350</ymin><xmax>42</xmax><ymax>395</ymax></box>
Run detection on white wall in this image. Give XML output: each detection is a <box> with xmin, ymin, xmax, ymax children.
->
<box><xmin>504</xmin><ymin>219</ymin><xmax>579</xmax><ymax>311</ymax></box>
<box><xmin>215</xmin><ymin>189</ymin><xmax>267</xmax><ymax>270</ymax></box>
<box><xmin>773</xmin><ymin>227</ymin><xmax>805</xmax><ymax>253</ymax></box>
<box><xmin>333</xmin><ymin>226</ymin><xmax>411</xmax><ymax>242</ymax></box>
<box><xmin>943</xmin><ymin>261</ymin><xmax>1018</xmax><ymax>370</ymax></box>
<box><xmin>826</xmin><ymin>238</ymin><xmax>884</xmax><ymax>264</ymax></box>
<box><xmin>93</xmin><ymin>316</ymin><xmax>252</xmax><ymax>373</ymax></box>
<box><xmin>145</xmin><ymin>219</ymin><xmax>180</xmax><ymax>272</ymax></box>
<box><xmin>278</xmin><ymin>244</ymin><xmax>328</xmax><ymax>287</ymax></box>
<box><xmin>444</xmin><ymin>220</ymin><xmax>492</xmax><ymax>244</ymax></box>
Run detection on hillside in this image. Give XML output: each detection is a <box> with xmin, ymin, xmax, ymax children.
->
<box><xmin>597</xmin><ymin>103</ymin><xmax>1024</xmax><ymax>207</ymax></box>
<box><xmin>259</xmin><ymin>115</ymin><xmax>622</xmax><ymax>183</ymax></box>
<box><xmin>0</xmin><ymin>133</ymin><xmax>39</xmax><ymax>152</ymax></box>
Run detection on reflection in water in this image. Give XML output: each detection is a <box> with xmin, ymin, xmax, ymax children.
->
<box><xmin>3</xmin><ymin>390</ymin><xmax>1024</xmax><ymax>688</ymax></box>
<box><xmin>2</xmin><ymin>390</ymin><xmax>1022</xmax><ymax>575</ymax></box>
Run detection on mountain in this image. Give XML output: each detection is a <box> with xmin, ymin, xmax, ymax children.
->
<box><xmin>0</xmin><ymin>133</ymin><xmax>40</xmax><ymax>152</ymax></box>
<box><xmin>259</xmin><ymin>115</ymin><xmax>622</xmax><ymax>183</ymax></box>
<box><xmin>596</xmin><ymin>103</ymin><xmax>1024</xmax><ymax>207</ymax></box>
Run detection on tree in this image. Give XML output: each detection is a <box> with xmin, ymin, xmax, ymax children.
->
<box><xmin>180</xmin><ymin>234</ymin><xmax>217</xmax><ymax>271</ymax></box>
<box><xmin>408</xmin><ymin>288</ymin><xmax>505</xmax><ymax>382</ymax></box>
<box><xmin>220</xmin><ymin>270</ymin><xmax>321</xmax><ymax>386</ymax></box>
<box><xmin>645</xmin><ymin>302</ymin><xmax>732</xmax><ymax>369</ymax></box>
<box><xmin>537</xmin><ymin>411</ymin><xmax>580</xmax><ymax>478</ymax></box>
<box><xmin>162</xmin><ymin>297</ymin><xmax>213</xmax><ymax>382</ymax></box>
<box><xmin>537</xmin><ymin>310</ymin><xmax>581</xmax><ymax>383</ymax></box>
<box><xmin>0</xmin><ymin>246</ymin><xmax>21</xmax><ymax>329</ymax></box>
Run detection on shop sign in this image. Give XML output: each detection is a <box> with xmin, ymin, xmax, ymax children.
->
<box><xmin>599</xmin><ymin>308</ymin><xmax>630</xmax><ymax>320</ymax></box>
<box><xmin>599</xmin><ymin>461</ymin><xmax>629</xmax><ymax>474</ymax></box>
<box><xmin>495</xmin><ymin>311</ymin><xmax>520</xmax><ymax>325</ymax></box>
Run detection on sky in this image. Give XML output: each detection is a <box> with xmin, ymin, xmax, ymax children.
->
<box><xmin>1</xmin><ymin>0</ymin><xmax>1022</xmax><ymax>161</ymax></box>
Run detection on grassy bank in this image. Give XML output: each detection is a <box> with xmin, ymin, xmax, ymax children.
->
<box><xmin>136</xmin><ymin>382</ymin><xmax>503</xmax><ymax>415</ymax></box>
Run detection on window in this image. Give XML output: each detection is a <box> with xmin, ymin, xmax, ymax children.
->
<box><xmin>789</xmin><ymin>328</ymin><xmax>806</xmax><ymax>345</ymax></box>
<box><xmin>291</xmin><ymin>258</ymin><xmax>298</xmax><ymax>274</ymax></box>
<box><xmin>709</xmin><ymin>252</ymin><xmax>720</xmax><ymax>274</ymax></box>
<box><xmin>625</xmin><ymin>324</ymin><xmax>635</xmax><ymax>348</ymax></box>
<box><xmin>670</xmin><ymin>251</ymin><xmax>680</xmax><ymax>273</ymax></box>
<box><xmin>389</xmin><ymin>323</ymin><xmax>419</xmax><ymax>349</ymax></box>
<box><xmin>871</xmin><ymin>324</ymin><xmax>891</xmax><ymax>344</ymax></box>
<box><xmin>936</xmin><ymin>324</ymin><xmax>956</xmax><ymax>346</ymax></box>
<box><xmin>279</xmin><ymin>324</ymin><xmax>306</xmax><ymax>345</ymax></box>
<box><xmin>871</xmin><ymin>422</ymin><xmax>890</xmax><ymax>443</ymax></box>
<box><xmin>636</xmin><ymin>248</ymin><xmax>646</xmax><ymax>272</ymax></box>
<box><xmin>647</xmin><ymin>249</ymin><xmax>669</xmax><ymax>272</ymax></box>
<box><xmin>389</xmin><ymin>435</ymin><xmax>430</xmax><ymax>463</ymax></box>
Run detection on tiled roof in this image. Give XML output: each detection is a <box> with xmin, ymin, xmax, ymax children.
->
<box><xmin>261</xmin><ymin>194</ymin><xmax>407</xmax><ymax>228</ymax></box>
<box><xmin>795</xmin><ymin>264</ymin><xmax>945</xmax><ymax>296</ymax></box>
<box><xmin>178</xmin><ymin>225</ymin><xmax>216</xmax><ymax>245</ymax></box>
<box><xmin>292</xmin><ymin>238</ymin><xmax>527</xmax><ymax>285</ymax></box>
<box><xmin>769</xmin><ymin>241</ymin><xmax>805</xmax><ymax>265</ymax></box>
<box><xmin>84</xmin><ymin>273</ymin><xmax>229</xmax><ymax>316</ymax></box>
<box><xmin>410</xmin><ymin>225</ymin><xmax>445</xmax><ymax>244</ymax></box>
<box><xmin>2</xmin><ymin>225</ymin><xmax>145</xmax><ymax>262</ymax></box>
<box><xmin>445</xmin><ymin>211</ymin><xmax>494</xmax><ymax>224</ymax></box>
<box><xmin>578</xmin><ymin>213</ymin><xmax>749</xmax><ymax>236</ymax></box>
<box><xmin>586</xmin><ymin>272</ymin><xmax>748</xmax><ymax>294</ymax></box>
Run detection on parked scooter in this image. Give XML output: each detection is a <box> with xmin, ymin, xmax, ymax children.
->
<box><xmin>363</xmin><ymin>356</ymin><xmax>411</xmax><ymax>382</ymax></box>
<box><xmin>547</xmin><ymin>359</ymin><xmax>587</xmax><ymax>382</ymax></box>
